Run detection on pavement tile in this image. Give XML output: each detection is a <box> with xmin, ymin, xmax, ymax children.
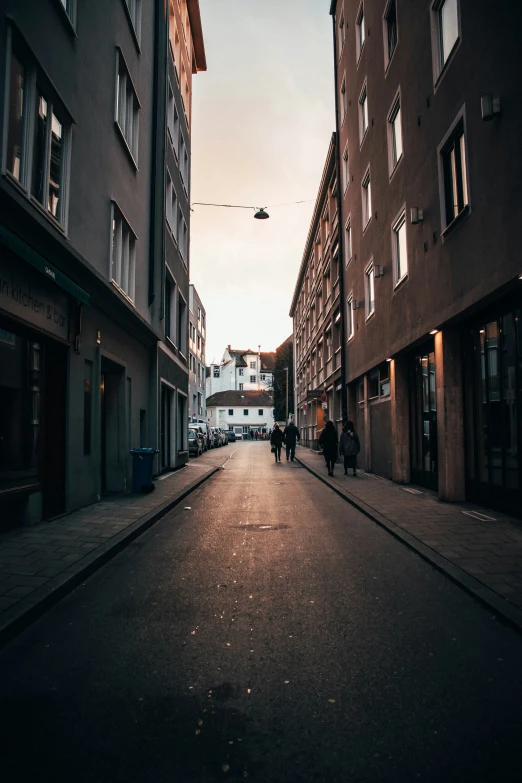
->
<box><xmin>4</xmin><ymin>585</ymin><xmax>38</xmax><ymax>598</ymax></box>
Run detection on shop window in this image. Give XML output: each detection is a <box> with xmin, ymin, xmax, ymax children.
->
<box><xmin>379</xmin><ymin>361</ymin><xmax>391</xmax><ymax>397</ymax></box>
<box><xmin>368</xmin><ymin>369</ymin><xmax>379</xmax><ymax>399</ymax></box>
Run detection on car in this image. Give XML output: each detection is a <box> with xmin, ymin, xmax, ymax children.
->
<box><xmin>218</xmin><ymin>428</ymin><xmax>228</xmax><ymax>446</ymax></box>
<box><xmin>188</xmin><ymin>427</ymin><xmax>203</xmax><ymax>457</ymax></box>
<box><xmin>211</xmin><ymin>427</ymin><xmax>221</xmax><ymax>448</ymax></box>
<box><xmin>225</xmin><ymin>430</ymin><xmax>236</xmax><ymax>442</ymax></box>
<box><xmin>220</xmin><ymin>429</ymin><xmax>229</xmax><ymax>445</ymax></box>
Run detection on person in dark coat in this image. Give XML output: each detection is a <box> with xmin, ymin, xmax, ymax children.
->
<box><xmin>283</xmin><ymin>420</ymin><xmax>300</xmax><ymax>461</ymax></box>
<box><xmin>319</xmin><ymin>420</ymin><xmax>338</xmax><ymax>477</ymax></box>
<box><xmin>339</xmin><ymin>420</ymin><xmax>360</xmax><ymax>476</ymax></box>
<box><xmin>270</xmin><ymin>423</ymin><xmax>284</xmax><ymax>463</ymax></box>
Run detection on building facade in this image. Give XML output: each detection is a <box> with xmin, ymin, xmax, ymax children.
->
<box><xmin>331</xmin><ymin>0</ymin><xmax>522</xmax><ymax>515</ymax></box>
<box><xmin>188</xmin><ymin>284</ymin><xmax>206</xmax><ymax>420</ymax></box>
<box><xmin>206</xmin><ymin>390</ymin><xmax>275</xmax><ymax>438</ymax></box>
<box><xmin>290</xmin><ymin>135</ymin><xmax>343</xmax><ymax>448</ymax></box>
<box><xmin>206</xmin><ymin>346</ymin><xmax>275</xmax><ymax>397</ymax></box>
<box><xmin>0</xmin><ymin>0</ymin><xmax>205</xmax><ymax>528</ymax></box>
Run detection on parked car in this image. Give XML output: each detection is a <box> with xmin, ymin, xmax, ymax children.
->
<box><xmin>188</xmin><ymin>427</ymin><xmax>203</xmax><ymax>457</ymax></box>
<box><xmin>225</xmin><ymin>430</ymin><xmax>236</xmax><ymax>442</ymax></box>
<box><xmin>211</xmin><ymin>427</ymin><xmax>221</xmax><ymax>448</ymax></box>
<box><xmin>220</xmin><ymin>429</ymin><xmax>229</xmax><ymax>445</ymax></box>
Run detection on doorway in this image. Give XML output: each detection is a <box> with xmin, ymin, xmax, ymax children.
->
<box><xmin>100</xmin><ymin>357</ymin><xmax>125</xmax><ymax>493</ymax></box>
<box><xmin>160</xmin><ymin>384</ymin><xmax>174</xmax><ymax>470</ymax></box>
<box><xmin>410</xmin><ymin>346</ymin><xmax>438</xmax><ymax>490</ymax></box>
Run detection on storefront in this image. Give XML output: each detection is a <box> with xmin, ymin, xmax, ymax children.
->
<box><xmin>409</xmin><ymin>342</ymin><xmax>438</xmax><ymax>491</ymax></box>
<box><xmin>0</xmin><ymin>242</ymin><xmax>72</xmax><ymax>527</ymax></box>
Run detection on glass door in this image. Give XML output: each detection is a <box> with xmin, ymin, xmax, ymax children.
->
<box><xmin>410</xmin><ymin>347</ymin><xmax>438</xmax><ymax>489</ymax></box>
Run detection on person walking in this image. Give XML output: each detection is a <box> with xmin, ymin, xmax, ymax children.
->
<box><xmin>339</xmin><ymin>420</ymin><xmax>360</xmax><ymax>476</ymax></box>
<box><xmin>255</xmin><ymin>430</ymin><xmax>259</xmax><ymax>441</ymax></box>
<box><xmin>283</xmin><ymin>420</ymin><xmax>300</xmax><ymax>461</ymax></box>
<box><xmin>319</xmin><ymin>420</ymin><xmax>338</xmax><ymax>477</ymax></box>
<box><xmin>270</xmin><ymin>423</ymin><xmax>284</xmax><ymax>463</ymax></box>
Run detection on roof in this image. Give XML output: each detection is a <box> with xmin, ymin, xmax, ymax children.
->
<box><xmin>206</xmin><ymin>390</ymin><xmax>274</xmax><ymax>408</ymax></box>
<box><xmin>226</xmin><ymin>347</ymin><xmax>275</xmax><ymax>371</ymax></box>
<box><xmin>227</xmin><ymin>349</ymin><xmax>248</xmax><ymax>368</ymax></box>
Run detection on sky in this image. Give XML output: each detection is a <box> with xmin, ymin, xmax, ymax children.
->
<box><xmin>190</xmin><ymin>0</ymin><xmax>335</xmax><ymax>364</ymax></box>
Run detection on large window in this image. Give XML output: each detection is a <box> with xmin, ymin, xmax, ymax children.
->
<box><xmin>365</xmin><ymin>261</ymin><xmax>375</xmax><ymax>318</ymax></box>
<box><xmin>392</xmin><ymin>210</ymin><xmax>408</xmax><ymax>283</ymax></box>
<box><xmin>383</xmin><ymin>0</ymin><xmax>398</xmax><ymax>67</ymax></box>
<box><xmin>123</xmin><ymin>0</ymin><xmax>142</xmax><ymax>44</ymax></box>
<box><xmin>440</xmin><ymin>116</ymin><xmax>469</xmax><ymax>229</ymax></box>
<box><xmin>388</xmin><ymin>93</ymin><xmax>403</xmax><ymax>174</ymax></box>
<box><xmin>356</xmin><ymin>3</ymin><xmax>365</xmax><ymax>61</ymax></box>
<box><xmin>166</xmin><ymin>173</ymin><xmax>178</xmax><ymax>238</ymax></box>
<box><xmin>359</xmin><ymin>81</ymin><xmax>368</xmax><ymax>144</ymax></box>
<box><xmin>6</xmin><ymin>46</ymin><xmax>71</xmax><ymax>227</ymax></box>
<box><xmin>432</xmin><ymin>0</ymin><xmax>460</xmax><ymax>80</ymax></box>
<box><xmin>179</xmin><ymin>132</ymin><xmax>189</xmax><ymax>190</ymax></box>
<box><xmin>111</xmin><ymin>203</ymin><xmax>136</xmax><ymax>302</ymax></box>
<box><xmin>116</xmin><ymin>50</ymin><xmax>140</xmax><ymax>164</ymax></box>
<box><xmin>361</xmin><ymin>167</ymin><xmax>372</xmax><ymax>229</ymax></box>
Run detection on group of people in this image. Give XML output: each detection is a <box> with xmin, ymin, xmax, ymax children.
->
<box><xmin>319</xmin><ymin>419</ymin><xmax>360</xmax><ymax>477</ymax></box>
<box><xmin>269</xmin><ymin>421</ymin><xmax>300</xmax><ymax>463</ymax></box>
<box><xmin>268</xmin><ymin>418</ymin><xmax>360</xmax><ymax>477</ymax></box>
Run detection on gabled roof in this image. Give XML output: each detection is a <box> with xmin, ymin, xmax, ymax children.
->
<box><xmin>206</xmin><ymin>390</ymin><xmax>274</xmax><ymax>408</ymax></box>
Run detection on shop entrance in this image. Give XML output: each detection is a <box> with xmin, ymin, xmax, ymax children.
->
<box><xmin>464</xmin><ymin>310</ymin><xmax>522</xmax><ymax>515</ymax></box>
<box><xmin>409</xmin><ymin>345</ymin><xmax>438</xmax><ymax>490</ymax></box>
<box><xmin>100</xmin><ymin>357</ymin><xmax>125</xmax><ymax>493</ymax></box>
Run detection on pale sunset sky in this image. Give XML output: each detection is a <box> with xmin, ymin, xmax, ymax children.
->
<box><xmin>190</xmin><ymin>0</ymin><xmax>335</xmax><ymax>364</ymax></box>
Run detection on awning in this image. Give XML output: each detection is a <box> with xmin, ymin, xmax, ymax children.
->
<box><xmin>0</xmin><ymin>225</ymin><xmax>92</xmax><ymax>306</ymax></box>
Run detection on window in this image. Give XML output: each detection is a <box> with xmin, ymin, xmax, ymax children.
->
<box><xmin>338</xmin><ymin>13</ymin><xmax>345</xmax><ymax>52</ymax></box>
<box><xmin>58</xmin><ymin>0</ymin><xmax>77</xmax><ymax>26</ymax></box>
<box><xmin>342</xmin><ymin>144</ymin><xmax>349</xmax><ymax>193</ymax></box>
<box><xmin>116</xmin><ymin>50</ymin><xmax>140</xmax><ymax>163</ymax></box>
<box><xmin>250</xmin><ymin>361</ymin><xmax>256</xmax><ymax>369</ymax></box>
<box><xmin>388</xmin><ymin>93</ymin><xmax>403</xmax><ymax>174</ymax></box>
<box><xmin>177</xmin><ymin>293</ymin><xmax>187</xmax><ymax>356</ymax></box>
<box><xmin>440</xmin><ymin>117</ymin><xmax>469</xmax><ymax>229</ymax></box>
<box><xmin>167</xmin><ymin>82</ymin><xmax>179</xmax><ymax>155</ymax></box>
<box><xmin>243</xmin><ymin>409</ymin><xmax>249</xmax><ymax>416</ymax></box>
<box><xmin>239</xmin><ymin>368</ymin><xmax>244</xmax><ymax>376</ymax></box>
<box><xmin>111</xmin><ymin>203</ymin><xmax>136</xmax><ymax>301</ymax></box>
<box><xmin>368</xmin><ymin>369</ymin><xmax>379</xmax><ymax>399</ymax></box>
<box><xmin>179</xmin><ymin>133</ymin><xmax>189</xmax><ymax>190</ymax></box>
<box><xmin>169</xmin><ymin>7</ymin><xmax>181</xmax><ymax>78</ymax></box>
<box><xmin>347</xmin><ymin>294</ymin><xmax>355</xmax><ymax>340</ymax></box>
<box><xmin>166</xmin><ymin>173</ymin><xmax>178</xmax><ymax>238</ymax></box>
<box><xmin>250</xmin><ymin>375</ymin><xmax>256</xmax><ymax>383</ymax></box>
<box><xmin>123</xmin><ymin>0</ymin><xmax>141</xmax><ymax>44</ymax></box>
<box><xmin>258</xmin><ymin>409</ymin><xmax>263</xmax><ymax>416</ymax></box>
<box><xmin>165</xmin><ymin>277</ymin><xmax>174</xmax><ymax>341</ymax></box>
<box><xmin>379</xmin><ymin>362</ymin><xmax>391</xmax><ymax>397</ymax></box>
<box><xmin>239</xmin><ymin>383</ymin><xmax>244</xmax><ymax>391</ymax></box>
<box><xmin>228</xmin><ymin>409</ymin><xmax>234</xmax><ymax>416</ymax></box>
<box><xmin>431</xmin><ymin>0</ymin><xmax>460</xmax><ymax>81</ymax></box>
<box><xmin>6</xmin><ymin>46</ymin><xmax>71</xmax><ymax>227</ymax></box>
<box><xmin>213</xmin><ymin>366</ymin><xmax>220</xmax><ymax>377</ymax></box>
<box><xmin>359</xmin><ymin>81</ymin><xmax>368</xmax><ymax>144</ymax></box>
<box><xmin>365</xmin><ymin>262</ymin><xmax>375</xmax><ymax>317</ymax></box>
<box><xmin>361</xmin><ymin>168</ymin><xmax>372</xmax><ymax>228</ymax></box>
<box><xmin>356</xmin><ymin>3</ymin><xmax>365</xmax><ymax>61</ymax></box>
<box><xmin>392</xmin><ymin>210</ymin><xmax>408</xmax><ymax>283</ymax></box>
<box><xmin>340</xmin><ymin>76</ymin><xmax>347</xmax><ymax>122</ymax></box>
<box><xmin>384</xmin><ymin>0</ymin><xmax>398</xmax><ymax>67</ymax></box>
<box><xmin>345</xmin><ymin>216</ymin><xmax>352</xmax><ymax>266</ymax></box>
<box><xmin>178</xmin><ymin>215</ymin><xmax>188</xmax><ymax>262</ymax></box>
<box><xmin>261</xmin><ymin>374</ymin><xmax>266</xmax><ymax>381</ymax></box>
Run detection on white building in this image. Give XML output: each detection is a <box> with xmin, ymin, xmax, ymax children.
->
<box><xmin>206</xmin><ymin>346</ymin><xmax>275</xmax><ymax>398</ymax></box>
<box><xmin>206</xmin><ymin>391</ymin><xmax>275</xmax><ymax>438</ymax></box>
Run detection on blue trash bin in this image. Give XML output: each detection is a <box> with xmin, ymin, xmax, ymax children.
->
<box><xmin>130</xmin><ymin>448</ymin><xmax>159</xmax><ymax>493</ymax></box>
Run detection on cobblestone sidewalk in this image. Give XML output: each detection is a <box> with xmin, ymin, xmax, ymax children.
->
<box><xmin>297</xmin><ymin>448</ymin><xmax>522</xmax><ymax>627</ymax></box>
<box><xmin>0</xmin><ymin>449</ymin><xmax>231</xmax><ymax>643</ymax></box>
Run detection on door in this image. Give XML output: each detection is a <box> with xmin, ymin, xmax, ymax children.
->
<box><xmin>410</xmin><ymin>347</ymin><xmax>438</xmax><ymax>490</ymax></box>
<box><xmin>42</xmin><ymin>340</ymin><xmax>67</xmax><ymax>517</ymax></box>
<box><xmin>160</xmin><ymin>384</ymin><xmax>172</xmax><ymax>470</ymax></box>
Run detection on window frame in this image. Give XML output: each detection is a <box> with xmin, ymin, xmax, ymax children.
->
<box><xmin>115</xmin><ymin>48</ymin><xmax>140</xmax><ymax>167</ymax></box>
<box><xmin>340</xmin><ymin>74</ymin><xmax>347</xmax><ymax>124</ymax></box>
<box><xmin>121</xmin><ymin>0</ymin><xmax>142</xmax><ymax>49</ymax></box>
<box><xmin>391</xmin><ymin>206</ymin><xmax>408</xmax><ymax>287</ymax></box>
<box><xmin>430</xmin><ymin>0</ymin><xmax>461</xmax><ymax>87</ymax></box>
<box><xmin>387</xmin><ymin>88</ymin><xmax>403</xmax><ymax>177</ymax></box>
<box><xmin>338</xmin><ymin>12</ymin><xmax>346</xmax><ymax>55</ymax></box>
<box><xmin>383</xmin><ymin>0</ymin><xmax>398</xmax><ymax>72</ymax></box>
<box><xmin>347</xmin><ymin>293</ymin><xmax>355</xmax><ymax>341</ymax></box>
<box><xmin>345</xmin><ymin>215</ymin><xmax>352</xmax><ymax>267</ymax></box>
<box><xmin>361</xmin><ymin>166</ymin><xmax>372</xmax><ymax>230</ymax></box>
<box><xmin>342</xmin><ymin>142</ymin><xmax>349</xmax><ymax>193</ymax></box>
<box><xmin>358</xmin><ymin>79</ymin><xmax>369</xmax><ymax>146</ymax></box>
<box><xmin>437</xmin><ymin>106</ymin><xmax>470</xmax><ymax>235</ymax></box>
<box><xmin>110</xmin><ymin>201</ymin><xmax>137</xmax><ymax>304</ymax></box>
<box><xmin>365</xmin><ymin>259</ymin><xmax>375</xmax><ymax>320</ymax></box>
<box><xmin>356</xmin><ymin>2</ymin><xmax>366</xmax><ymax>63</ymax></box>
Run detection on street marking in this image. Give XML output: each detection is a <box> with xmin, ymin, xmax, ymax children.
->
<box><xmin>461</xmin><ymin>510</ymin><xmax>496</xmax><ymax>522</ymax></box>
<box><xmin>402</xmin><ymin>488</ymin><xmax>423</xmax><ymax>495</ymax></box>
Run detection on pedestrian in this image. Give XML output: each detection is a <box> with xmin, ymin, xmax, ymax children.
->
<box><xmin>250</xmin><ymin>429</ymin><xmax>254</xmax><ymax>441</ymax></box>
<box><xmin>270</xmin><ymin>423</ymin><xmax>284</xmax><ymax>463</ymax></box>
<box><xmin>283</xmin><ymin>420</ymin><xmax>300</xmax><ymax>461</ymax></box>
<box><xmin>255</xmin><ymin>430</ymin><xmax>259</xmax><ymax>441</ymax></box>
<box><xmin>319</xmin><ymin>420</ymin><xmax>338</xmax><ymax>477</ymax></box>
<box><xmin>339</xmin><ymin>420</ymin><xmax>360</xmax><ymax>476</ymax></box>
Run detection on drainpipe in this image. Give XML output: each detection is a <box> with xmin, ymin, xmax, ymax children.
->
<box><xmin>330</xmin><ymin>3</ymin><xmax>348</xmax><ymax>424</ymax></box>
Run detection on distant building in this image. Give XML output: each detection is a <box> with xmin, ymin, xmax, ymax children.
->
<box><xmin>188</xmin><ymin>285</ymin><xmax>206</xmax><ymax>420</ymax></box>
<box><xmin>206</xmin><ymin>346</ymin><xmax>275</xmax><ymax>397</ymax></box>
<box><xmin>206</xmin><ymin>390</ymin><xmax>275</xmax><ymax>438</ymax></box>
<box><xmin>290</xmin><ymin>134</ymin><xmax>343</xmax><ymax>447</ymax></box>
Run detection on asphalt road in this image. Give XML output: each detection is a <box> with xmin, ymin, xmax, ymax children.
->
<box><xmin>1</xmin><ymin>442</ymin><xmax>522</xmax><ymax>782</ymax></box>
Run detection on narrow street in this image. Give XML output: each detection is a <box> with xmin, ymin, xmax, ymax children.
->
<box><xmin>1</xmin><ymin>441</ymin><xmax>522</xmax><ymax>782</ymax></box>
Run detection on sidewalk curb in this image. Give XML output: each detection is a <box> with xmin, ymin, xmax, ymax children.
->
<box><xmin>0</xmin><ymin>465</ymin><xmax>220</xmax><ymax>649</ymax></box>
<box><xmin>297</xmin><ymin>457</ymin><xmax>522</xmax><ymax>635</ymax></box>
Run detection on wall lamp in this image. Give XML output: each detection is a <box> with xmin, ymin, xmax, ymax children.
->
<box><xmin>481</xmin><ymin>95</ymin><xmax>501</xmax><ymax>121</ymax></box>
<box><xmin>352</xmin><ymin>299</ymin><xmax>363</xmax><ymax>310</ymax></box>
<box><xmin>410</xmin><ymin>207</ymin><xmax>424</xmax><ymax>224</ymax></box>
<box><xmin>374</xmin><ymin>264</ymin><xmax>385</xmax><ymax>277</ymax></box>
<box><xmin>430</xmin><ymin>329</ymin><xmax>439</xmax><ymax>335</ymax></box>
<box><xmin>386</xmin><ymin>357</ymin><xmax>392</xmax><ymax>362</ymax></box>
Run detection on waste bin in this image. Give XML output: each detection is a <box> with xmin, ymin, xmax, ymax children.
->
<box><xmin>130</xmin><ymin>448</ymin><xmax>159</xmax><ymax>493</ymax></box>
